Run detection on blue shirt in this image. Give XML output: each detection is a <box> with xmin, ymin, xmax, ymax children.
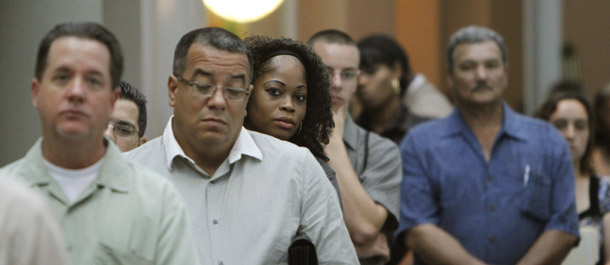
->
<box><xmin>396</xmin><ymin>104</ymin><xmax>579</xmax><ymax>265</ymax></box>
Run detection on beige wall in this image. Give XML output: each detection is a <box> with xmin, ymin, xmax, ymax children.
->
<box><xmin>0</xmin><ymin>0</ymin><xmax>103</xmax><ymax>166</ymax></box>
<box><xmin>564</xmin><ymin>0</ymin><xmax>610</xmax><ymax>94</ymax></box>
<box><xmin>396</xmin><ymin>0</ymin><xmax>443</xmax><ymax>96</ymax></box>
<box><xmin>297</xmin><ymin>0</ymin><xmax>394</xmax><ymax>42</ymax></box>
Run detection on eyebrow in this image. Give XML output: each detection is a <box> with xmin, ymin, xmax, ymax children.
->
<box><xmin>263</xmin><ymin>80</ymin><xmax>286</xmax><ymax>87</ymax></box>
<box><xmin>113</xmin><ymin>120</ymin><xmax>137</xmax><ymax>128</ymax></box>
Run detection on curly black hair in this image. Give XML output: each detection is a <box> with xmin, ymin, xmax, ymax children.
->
<box><xmin>244</xmin><ymin>35</ymin><xmax>334</xmax><ymax>161</ymax></box>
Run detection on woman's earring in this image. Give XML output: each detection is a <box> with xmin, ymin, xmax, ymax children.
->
<box><xmin>392</xmin><ymin>78</ymin><xmax>400</xmax><ymax>95</ymax></box>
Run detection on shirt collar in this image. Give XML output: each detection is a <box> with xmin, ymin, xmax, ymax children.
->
<box><xmin>161</xmin><ymin>116</ymin><xmax>263</xmax><ymax>170</ymax></box>
<box><xmin>343</xmin><ymin>114</ymin><xmax>358</xmax><ymax>150</ymax></box>
<box><xmin>444</xmin><ymin>102</ymin><xmax>527</xmax><ymax>141</ymax></box>
<box><xmin>19</xmin><ymin>137</ymin><xmax>129</xmax><ymax>193</ymax></box>
<box><xmin>161</xmin><ymin>116</ymin><xmax>196</xmax><ymax>170</ymax></box>
<box><xmin>227</xmin><ymin>128</ymin><xmax>263</xmax><ymax>164</ymax></box>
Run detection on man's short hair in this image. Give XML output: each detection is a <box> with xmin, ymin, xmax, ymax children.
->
<box><xmin>119</xmin><ymin>81</ymin><xmax>147</xmax><ymax>137</ymax></box>
<box><xmin>446</xmin><ymin>25</ymin><xmax>508</xmax><ymax>73</ymax></box>
<box><xmin>307</xmin><ymin>29</ymin><xmax>356</xmax><ymax>46</ymax></box>
<box><xmin>172</xmin><ymin>27</ymin><xmax>252</xmax><ymax>80</ymax></box>
<box><xmin>35</xmin><ymin>22</ymin><xmax>124</xmax><ymax>89</ymax></box>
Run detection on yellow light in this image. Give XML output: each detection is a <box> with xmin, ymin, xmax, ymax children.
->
<box><xmin>203</xmin><ymin>0</ymin><xmax>284</xmax><ymax>23</ymax></box>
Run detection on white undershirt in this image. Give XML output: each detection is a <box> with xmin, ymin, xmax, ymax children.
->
<box><xmin>43</xmin><ymin>158</ymin><xmax>104</xmax><ymax>202</ymax></box>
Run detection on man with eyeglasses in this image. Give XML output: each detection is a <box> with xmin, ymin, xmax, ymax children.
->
<box><xmin>125</xmin><ymin>27</ymin><xmax>357</xmax><ymax>264</ymax></box>
<box><xmin>104</xmin><ymin>81</ymin><xmax>147</xmax><ymax>151</ymax></box>
<box><xmin>308</xmin><ymin>30</ymin><xmax>402</xmax><ymax>265</ymax></box>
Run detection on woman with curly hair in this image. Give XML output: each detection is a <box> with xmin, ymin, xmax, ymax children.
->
<box><xmin>244</xmin><ymin>35</ymin><xmax>339</xmax><ymax>200</ymax></box>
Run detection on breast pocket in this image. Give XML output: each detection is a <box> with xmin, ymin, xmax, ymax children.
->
<box><xmin>94</xmin><ymin>243</ymin><xmax>154</xmax><ymax>265</ymax></box>
<box><xmin>520</xmin><ymin>169</ymin><xmax>552</xmax><ymax>222</ymax></box>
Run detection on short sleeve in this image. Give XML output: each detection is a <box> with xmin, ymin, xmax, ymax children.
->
<box><xmin>394</xmin><ymin>132</ymin><xmax>440</xmax><ymax>242</ymax></box>
<box><xmin>360</xmin><ymin>133</ymin><xmax>402</xmax><ymax>227</ymax></box>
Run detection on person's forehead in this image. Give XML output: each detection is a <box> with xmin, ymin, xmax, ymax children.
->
<box><xmin>112</xmin><ymin>99</ymin><xmax>140</xmax><ymax>127</ymax></box>
<box><xmin>453</xmin><ymin>40</ymin><xmax>502</xmax><ymax>63</ymax></box>
<box><xmin>47</xmin><ymin>36</ymin><xmax>111</xmax><ymax>69</ymax></box>
<box><xmin>185</xmin><ymin>43</ymin><xmax>250</xmax><ymax>77</ymax></box>
<box><xmin>554</xmin><ymin>99</ymin><xmax>588</xmax><ymax>118</ymax></box>
<box><xmin>312</xmin><ymin>41</ymin><xmax>359</xmax><ymax>70</ymax></box>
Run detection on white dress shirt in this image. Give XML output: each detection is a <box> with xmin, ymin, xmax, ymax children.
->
<box><xmin>125</xmin><ymin>117</ymin><xmax>358</xmax><ymax>265</ymax></box>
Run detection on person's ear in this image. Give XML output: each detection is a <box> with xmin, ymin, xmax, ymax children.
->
<box><xmin>138</xmin><ymin>136</ymin><xmax>147</xmax><ymax>146</ymax></box>
<box><xmin>31</xmin><ymin>78</ymin><xmax>40</xmax><ymax>108</ymax></box>
<box><xmin>446</xmin><ymin>69</ymin><xmax>455</xmax><ymax>89</ymax></box>
<box><xmin>110</xmin><ymin>86</ymin><xmax>120</xmax><ymax>107</ymax></box>
<box><xmin>168</xmin><ymin>75</ymin><xmax>178</xmax><ymax>107</ymax></box>
<box><xmin>244</xmin><ymin>84</ymin><xmax>253</xmax><ymax>117</ymax></box>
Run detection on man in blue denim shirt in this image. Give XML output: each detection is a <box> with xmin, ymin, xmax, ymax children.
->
<box><xmin>396</xmin><ymin>25</ymin><xmax>579</xmax><ymax>265</ymax></box>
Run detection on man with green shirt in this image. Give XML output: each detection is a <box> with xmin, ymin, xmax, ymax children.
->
<box><xmin>2</xmin><ymin>22</ymin><xmax>198</xmax><ymax>265</ymax></box>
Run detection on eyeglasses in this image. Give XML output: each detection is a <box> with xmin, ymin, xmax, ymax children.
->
<box><xmin>174</xmin><ymin>74</ymin><xmax>250</xmax><ymax>101</ymax></box>
<box><xmin>107</xmin><ymin>121</ymin><xmax>138</xmax><ymax>137</ymax></box>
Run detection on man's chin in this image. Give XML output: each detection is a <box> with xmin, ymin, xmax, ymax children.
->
<box><xmin>56</xmin><ymin>126</ymin><xmax>91</xmax><ymax>140</ymax></box>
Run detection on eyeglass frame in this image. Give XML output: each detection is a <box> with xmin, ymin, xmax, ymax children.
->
<box><xmin>107</xmin><ymin>120</ymin><xmax>139</xmax><ymax>137</ymax></box>
<box><xmin>173</xmin><ymin>74</ymin><xmax>250</xmax><ymax>101</ymax></box>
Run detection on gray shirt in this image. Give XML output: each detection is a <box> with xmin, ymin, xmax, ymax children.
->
<box><xmin>125</xmin><ymin>118</ymin><xmax>359</xmax><ymax>265</ymax></box>
<box><xmin>344</xmin><ymin>115</ymin><xmax>402</xmax><ymax>265</ymax></box>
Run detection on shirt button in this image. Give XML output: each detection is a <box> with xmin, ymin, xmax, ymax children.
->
<box><xmin>67</xmin><ymin>243</ymin><xmax>73</xmax><ymax>251</ymax></box>
<box><xmin>489</xmin><ymin>204</ymin><xmax>496</xmax><ymax>211</ymax></box>
<box><xmin>218</xmin><ymin>261</ymin><xmax>224</xmax><ymax>265</ymax></box>
<box><xmin>212</xmin><ymin>219</ymin><xmax>218</xmax><ymax>225</ymax></box>
<box><xmin>487</xmin><ymin>175</ymin><xmax>493</xmax><ymax>182</ymax></box>
<box><xmin>489</xmin><ymin>235</ymin><xmax>496</xmax><ymax>243</ymax></box>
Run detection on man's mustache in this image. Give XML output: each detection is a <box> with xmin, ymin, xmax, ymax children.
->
<box><xmin>471</xmin><ymin>82</ymin><xmax>493</xmax><ymax>91</ymax></box>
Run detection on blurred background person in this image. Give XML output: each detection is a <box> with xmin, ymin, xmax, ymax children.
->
<box><xmin>537</xmin><ymin>80</ymin><xmax>607</xmax><ymax>265</ymax></box>
<box><xmin>244</xmin><ymin>35</ymin><xmax>340</xmax><ymax>202</ymax></box>
<box><xmin>104</xmin><ymin>81</ymin><xmax>147</xmax><ymax>152</ymax></box>
<box><xmin>593</xmin><ymin>83</ymin><xmax>610</xmax><ymax>177</ymax></box>
<box><xmin>309</xmin><ymin>29</ymin><xmax>402</xmax><ymax>265</ymax></box>
<box><xmin>0</xmin><ymin>173</ymin><xmax>67</xmax><ymax>265</ymax></box>
<box><xmin>356</xmin><ymin>34</ymin><xmax>433</xmax><ymax>144</ymax></box>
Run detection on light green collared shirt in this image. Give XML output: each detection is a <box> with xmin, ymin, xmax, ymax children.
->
<box><xmin>3</xmin><ymin>138</ymin><xmax>199</xmax><ymax>265</ymax></box>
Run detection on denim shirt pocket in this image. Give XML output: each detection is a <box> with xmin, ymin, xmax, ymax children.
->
<box><xmin>520</xmin><ymin>169</ymin><xmax>552</xmax><ymax>221</ymax></box>
<box><xmin>94</xmin><ymin>243</ymin><xmax>154</xmax><ymax>265</ymax></box>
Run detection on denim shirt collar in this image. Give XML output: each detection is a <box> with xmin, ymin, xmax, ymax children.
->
<box><xmin>444</xmin><ymin>102</ymin><xmax>528</xmax><ymax>141</ymax></box>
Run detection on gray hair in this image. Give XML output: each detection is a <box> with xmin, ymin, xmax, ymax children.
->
<box><xmin>172</xmin><ymin>27</ymin><xmax>253</xmax><ymax>80</ymax></box>
<box><xmin>446</xmin><ymin>25</ymin><xmax>507</xmax><ymax>73</ymax></box>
